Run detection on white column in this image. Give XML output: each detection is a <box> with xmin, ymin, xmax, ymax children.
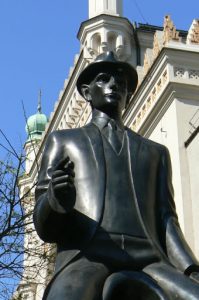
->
<box><xmin>89</xmin><ymin>0</ymin><xmax>123</xmax><ymax>18</ymax></box>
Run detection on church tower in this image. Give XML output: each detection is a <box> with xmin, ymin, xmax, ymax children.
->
<box><xmin>24</xmin><ymin>91</ymin><xmax>48</xmax><ymax>173</ymax></box>
<box><xmin>13</xmin><ymin>93</ymin><xmax>50</xmax><ymax>300</ymax></box>
<box><xmin>78</xmin><ymin>0</ymin><xmax>133</xmax><ymax>62</ymax></box>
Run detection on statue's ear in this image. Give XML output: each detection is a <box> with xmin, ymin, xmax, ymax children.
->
<box><xmin>80</xmin><ymin>84</ymin><xmax>92</xmax><ymax>102</ymax></box>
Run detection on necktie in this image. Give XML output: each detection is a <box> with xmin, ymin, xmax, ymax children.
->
<box><xmin>102</xmin><ymin>120</ymin><xmax>124</xmax><ymax>154</ymax></box>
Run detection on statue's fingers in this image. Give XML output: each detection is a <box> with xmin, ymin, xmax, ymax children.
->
<box><xmin>52</xmin><ymin>170</ymin><xmax>67</xmax><ymax>179</ymax></box>
<box><xmin>52</xmin><ymin>167</ymin><xmax>75</xmax><ymax>180</ymax></box>
<box><xmin>53</xmin><ymin>182</ymin><xmax>74</xmax><ymax>191</ymax></box>
<box><xmin>52</xmin><ymin>175</ymin><xmax>74</xmax><ymax>186</ymax></box>
<box><xmin>65</xmin><ymin>160</ymin><xmax>74</xmax><ymax>170</ymax></box>
<box><xmin>65</xmin><ymin>161</ymin><xmax>75</xmax><ymax>176</ymax></box>
<box><xmin>54</xmin><ymin>157</ymin><xmax>70</xmax><ymax>171</ymax></box>
<box><xmin>66</xmin><ymin>168</ymin><xmax>75</xmax><ymax>177</ymax></box>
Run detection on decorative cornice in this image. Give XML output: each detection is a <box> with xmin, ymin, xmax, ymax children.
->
<box><xmin>124</xmin><ymin>47</ymin><xmax>199</xmax><ymax>137</ymax></box>
<box><xmin>128</xmin><ymin>67</ymin><xmax>169</xmax><ymax>133</ymax></box>
<box><xmin>77</xmin><ymin>14</ymin><xmax>133</xmax><ymax>41</ymax></box>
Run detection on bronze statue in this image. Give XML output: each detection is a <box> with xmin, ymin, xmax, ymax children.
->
<box><xmin>34</xmin><ymin>52</ymin><xmax>199</xmax><ymax>299</ymax></box>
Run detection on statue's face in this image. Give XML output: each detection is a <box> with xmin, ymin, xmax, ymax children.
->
<box><xmin>88</xmin><ymin>70</ymin><xmax>128</xmax><ymax>113</ymax></box>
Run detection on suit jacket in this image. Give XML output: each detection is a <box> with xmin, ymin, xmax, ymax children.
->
<box><xmin>34</xmin><ymin>122</ymin><xmax>198</xmax><ymax>278</ymax></box>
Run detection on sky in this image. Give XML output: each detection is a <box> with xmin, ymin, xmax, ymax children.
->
<box><xmin>0</xmin><ymin>0</ymin><xmax>198</xmax><ymax>155</ymax></box>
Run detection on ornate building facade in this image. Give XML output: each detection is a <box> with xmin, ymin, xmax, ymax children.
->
<box><xmin>15</xmin><ymin>1</ymin><xmax>199</xmax><ymax>299</ymax></box>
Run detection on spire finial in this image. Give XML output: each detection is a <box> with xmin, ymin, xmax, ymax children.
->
<box><xmin>37</xmin><ymin>89</ymin><xmax>42</xmax><ymax>113</ymax></box>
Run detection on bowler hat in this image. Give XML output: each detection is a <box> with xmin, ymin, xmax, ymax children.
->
<box><xmin>76</xmin><ymin>51</ymin><xmax>138</xmax><ymax>98</ymax></box>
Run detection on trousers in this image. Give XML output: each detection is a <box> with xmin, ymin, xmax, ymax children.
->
<box><xmin>46</xmin><ymin>232</ymin><xmax>199</xmax><ymax>300</ymax></box>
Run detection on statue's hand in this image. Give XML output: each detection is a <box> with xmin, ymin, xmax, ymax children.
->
<box><xmin>190</xmin><ymin>272</ymin><xmax>199</xmax><ymax>284</ymax></box>
<box><xmin>50</xmin><ymin>157</ymin><xmax>76</xmax><ymax>210</ymax></box>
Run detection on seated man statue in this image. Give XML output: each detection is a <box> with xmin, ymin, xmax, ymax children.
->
<box><xmin>34</xmin><ymin>51</ymin><xmax>199</xmax><ymax>300</ymax></box>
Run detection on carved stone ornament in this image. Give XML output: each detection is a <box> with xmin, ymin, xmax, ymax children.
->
<box><xmin>143</xmin><ymin>52</ymin><xmax>150</xmax><ymax>75</ymax></box>
<box><xmin>163</xmin><ymin>15</ymin><xmax>180</xmax><ymax>44</ymax></box>
<box><xmin>187</xmin><ymin>19</ymin><xmax>199</xmax><ymax>44</ymax></box>
<box><xmin>153</xmin><ymin>32</ymin><xmax>161</xmax><ymax>58</ymax></box>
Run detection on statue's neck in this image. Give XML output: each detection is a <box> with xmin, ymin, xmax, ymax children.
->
<box><xmin>92</xmin><ymin>109</ymin><xmax>124</xmax><ymax>130</ymax></box>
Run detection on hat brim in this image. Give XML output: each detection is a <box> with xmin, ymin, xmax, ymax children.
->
<box><xmin>77</xmin><ymin>60</ymin><xmax>138</xmax><ymax>97</ymax></box>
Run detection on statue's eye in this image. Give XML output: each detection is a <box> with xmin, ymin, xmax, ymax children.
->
<box><xmin>117</xmin><ymin>79</ymin><xmax>126</xmax><ymax>88</ymax></box>
<box><xmin>96</xmin><ymin>74</ymin><xmax>110</xmax><ymax>83</ymax></box>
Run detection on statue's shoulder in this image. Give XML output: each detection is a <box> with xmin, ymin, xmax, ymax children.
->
<box><xmin>126</xmin><ymin>127</ymin><xmax>167</xmax><ymax>153</ymax></box>
<box><xmin>46</xmin><ymin>124</ymin><xmax>93</xmax><ymax>144</ymax></box>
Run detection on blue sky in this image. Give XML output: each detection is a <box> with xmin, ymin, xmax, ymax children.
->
<box><xmin>0</xmin><ymin>0</ymin><xmax>198</xmax><ymax>154</ymax></box>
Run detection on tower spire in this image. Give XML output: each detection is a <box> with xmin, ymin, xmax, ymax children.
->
<box><xmin>89</xmin><ymin>0</ymin><xmax>123</xmax><ymax>19</ymax></box>
<box><xmin>37</xmin><ymin>89</ymin><xmax>42</xmax><ymax>113</ymax></box>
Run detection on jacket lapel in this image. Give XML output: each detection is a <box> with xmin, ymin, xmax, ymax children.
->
<box><xmin>126</xmin><ymin>129</ymin><xmax>168</xmax><ymax>260</ymax></box>
<box><xmin>126</xmin><ymin>129</ymin><xmax>154</xmax><ymax>237</ymax></box>
<box><xmin>126</xmin><ymin>129</ymin><xmax>142</xmax><ymax>177</ymax></box>
<box><xmin>81</xmin><ymin>123</ymin><xmax>106</xmax><ymax>222</ymax></box>
<box><xmin>127</xmin><ymin>130</ymin><xmax>155</xmax><ymax>226</ymax></box>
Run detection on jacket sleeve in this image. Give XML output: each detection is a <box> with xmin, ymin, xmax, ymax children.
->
<box><xmin>33</xmin><ymin>132</ymin><xmax>75</xmax><ymax>243</ymax></box>
<box><xmin>158</xmin><ymin>146</ymin><xmax>199</xmax><ymax>274</ymax></box>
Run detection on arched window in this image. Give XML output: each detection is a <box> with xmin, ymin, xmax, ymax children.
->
<box><xmin>91</xmin><ymin>33</ymin><xmax>101</xmax><ymax>54</ymax></box>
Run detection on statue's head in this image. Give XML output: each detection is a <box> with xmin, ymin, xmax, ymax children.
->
<box><xmin>76</xmin><ymin>52</ymin><xmax>138</xmax><ymax>111</ymax></box>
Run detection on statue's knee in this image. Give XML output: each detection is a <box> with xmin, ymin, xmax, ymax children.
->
<box><xmin>102</xmin><ymin>271</ymin><xmax>169</xmax><ymax>300</ymax></box>
<box><xmin>102</xmin><ymin>272</ymin><xmax>128</xmax><ymax>299</ymax></box>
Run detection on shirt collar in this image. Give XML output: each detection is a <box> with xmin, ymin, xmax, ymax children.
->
<box><xmin>91</xmin><ymin>109</ymin><xmax>125</xmax><ymax>131</ymax></box>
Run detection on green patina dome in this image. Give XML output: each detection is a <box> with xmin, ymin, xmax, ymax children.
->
<box><xmin>26</xmin><ymin>112</ymin><xmax>48</xmax><ymax>140</ymax></box>
<box><xmin>26</xmin><ymin>91</ymin><xmax>48</xmax><ymax>141</ymax></box>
